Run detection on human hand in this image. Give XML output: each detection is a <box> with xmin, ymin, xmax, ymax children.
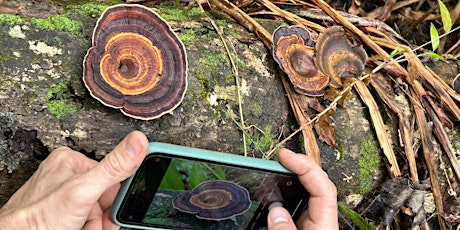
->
<box><xmin>267</xmin><ymin>148</ymin><xmax>338</xmax><ymax>230</ymax></box>
<box><xmin>0</xmin><ymin>131</ymin><xmax>148</xmax><ymax>230</ymax></box>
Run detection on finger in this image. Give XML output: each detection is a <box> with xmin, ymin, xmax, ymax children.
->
<box><xmin>81</xmin><ymin>204</ymin><xmax>103</xmax><ymax>230</ymax></box>
<box><xmin>99</xmin><ymin>183</ymin><xmax>120</xmax><ymax>212</ymax></box>
<box><xmin>103</xmin><ymin>208</ymin><xmax>120</xmax><ymax>230</ymax></box>
<box><xmin>77</xmin><ymin>131</ymin><xmax>148</xmax><ymax>203</ymax></box>
<box><xmin>51</xmin><ymin>147</ymin><xmax>99</xmax><ymax>174</ymax></box>
<box><xmin>278</xmin><ymin>148</ymin><xmax>336</xmax><ymax>197</ymax></box>
<box><xmin>278</xmin><ymin>148</ymin><xmax>338</xmax><ymax>229</ymax></box>
<box><xmin>267</xmin><ymin>206</ymin><xmax>297</xmax><ymax>230</ymax></box>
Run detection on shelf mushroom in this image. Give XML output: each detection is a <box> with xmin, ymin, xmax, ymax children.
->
<box><xmin>172</xmin><ymin>180</ymin><xmax>251</xmax><ymax>221</ymax></box>
<box><xmin>83</xmin><ymin>4</ymin><xmax>187</xmax><ymax>120</ymax></box>
<box><xmin>273</xmin><ymin>26</ymin><xmax>330</xmax><ymax>96</ymax></box>
<box><xmin>314</xmin><ymin>26</ymin><xmax>367</xmax><ymax>87</ymax></box>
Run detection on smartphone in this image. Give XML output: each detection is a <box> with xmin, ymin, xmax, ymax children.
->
<box><xmin>111</xmin><ymin>142</ymin><xmax>309</xmax><ymax>230</ymax></box>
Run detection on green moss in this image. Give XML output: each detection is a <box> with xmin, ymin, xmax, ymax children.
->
<box><xmin>178</xmin><ymin>29</ymin><xmax>196</xmax><ymax>45</ymax></box>
<box><xmin>193</xmin><ymin>50</ymin><xmax>230</xmax><ymax>99</ymax></box>
<box><xmin>155</xmin><ymin>6</ymin><xmax>203</xmax><ymax>21</ymax></box>
<box><xmin>0</xmin><ymin>14</ymin><xmax>25</xmax><ymax>26</ymax></box>
<box><xmin>31</xmin><ymin>15</ymin><xmax>83</xmax><ymax>36</ymax></box>
<box><xmin>46</xmin><ymin>100</ymin><xmax>79</xmax><ymax>119</ymax></box>
<box><xmin>215</xmin><ymin>19</ymin><xmax>238</xmax><ymax>37</ymax></box>
<box><xmin>252</xmin><ymin>125</ymin><xmax>277</xmax><ymax>153</ymax></box>
<box><xmin>215</xmin><ymin>19</ymin><xmax>228</xmax><ymax>28</ymax></box>
<box><xmin>243</xmin><ymin>125</ymin><xmax>278</xmax><ymax>156</ymax></box>
<box><xmin>64</xmin><ymin>2</ymin><xmax>109</xmax><ymax>17</ymax></box>
<box><xmin>46</xmin><ymin>81</ymin><xmax>80</xmax><ymax>118</ymax></box>
<box><xmin>337</xmin><ymin>142</ymin><xmax>345</xmax><ymax>162</ymax></box>
<box><xmin>248</xmin><ymin>101</ymin><xmax>263</xmax><ymax>117</ymax></box>
<box><xmin>279</xmin><ymin>22</ymin><xmax>290</xmax><ymax>27</ymax></box>
<box><xmin>204</xmin><ymin>52</ymin><xmax>230</xmax><ymax>77</ymax></box>
<box><xmin>0</xmin><ymin>53</ymin><xmax>10</xmax><ymax>62</ymax></box>
<box><xmin>358</xmin><ymin>134</ymin><xmax>382</xmax><ymax>194</ymax></box>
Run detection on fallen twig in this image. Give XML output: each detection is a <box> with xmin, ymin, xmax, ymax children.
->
<box><xmin>411</xmin><ymin>88</ymin><xmax>447</xmax><ymax>230</ymax></box>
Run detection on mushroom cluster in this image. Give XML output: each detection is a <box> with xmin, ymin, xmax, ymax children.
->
<box><xmin>273</xmin><ymin>26</ymin><xmax>329</xmax><ymax>96</ymax></box>
<box><xmin>172</xmin><ymin>180</ymin><xmax>251</xmax><ymax>221</ymax></box>
<box><xmin>273</xmin><ymin>25</ymin><xmax>367</xmax><ymax>95</ymax></box>
<box><xmin>83</xmin><ymin>4</ymin><xmax>187</xmax><ymax>120</ymax></box>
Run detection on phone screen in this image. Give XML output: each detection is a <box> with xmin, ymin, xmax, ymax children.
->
<box><xmin>116</xmin><ymin>153</ymin><xmax>309</xmax><ymax>230</ymax></box>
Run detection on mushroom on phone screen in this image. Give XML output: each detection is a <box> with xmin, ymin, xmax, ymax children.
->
<box><xmin>172</xmin><ymin>180</ymin><xmax>251</xmax><ymax>221</ymax></box>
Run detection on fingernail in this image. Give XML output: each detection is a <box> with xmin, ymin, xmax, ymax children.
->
<box><xmin>268</xmin><ymin>202</ymin><xmax>284</xmax><ymax>211</ymax></box>
<box><xmin>269</xmin><ymin>207</ymin><xmax>290</xmax><ymax>224</ymax></box>
<box><xmin>125</xmin><ymin>132</ymin><xmax>142</xmax><ymax>157</ymax></box>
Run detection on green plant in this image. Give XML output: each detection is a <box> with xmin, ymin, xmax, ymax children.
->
<box><xmin>338</xmin><ymin>202</ymin><xmax>377</xmax><ymax>230</ymax></box>
<box><xmin>428</xmin><ymin>0</ymin><xmax>452</xmax><ymax>59</ymax></box>
<box><xmin>46</xmin><ymin>81</ymin><xmax>80</xmax><ymax>118</ymax></box>
<box><xmin>389</xmin><ymin>0</ymin><xmax>453</xmax><ymax>60</ymax></box>
<box><xmin>159</xmin><ymin>160</ymin><xmax>185</xmax><ymax>190</ymax></box>
<box><xmin>159</xmin><ymin>159</ymin><xmax>227</xmax><ymax>190</ymax></box>
<box><xmin>189</xmin><ymin>162</ymin><xmax>226</xmax><ymax>189</ymax></box>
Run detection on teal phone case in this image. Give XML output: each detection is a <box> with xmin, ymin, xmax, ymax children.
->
<box><xmin>111</xmin><ymin>142</ymin><xmax>294</xmax><ymax>229</ymax></box>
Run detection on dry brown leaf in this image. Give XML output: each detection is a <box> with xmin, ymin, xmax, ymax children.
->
<box><xmin>314</xmin><ymin>114</ymin><xmax>338</xmax><ymax>149</ymax></box>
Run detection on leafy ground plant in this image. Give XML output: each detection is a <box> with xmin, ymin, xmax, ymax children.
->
<box><xmin>429</xmin><ymin>0</ymin><xmax>452</xmax><ymax>59</ymax></box>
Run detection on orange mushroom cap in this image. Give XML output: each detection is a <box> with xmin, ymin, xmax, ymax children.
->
<box><xmin>83</xmin><ymin>4</ymin><xmax>187</xmax><ymax>120</ymax></box>
<box><xmin>272</xmin><ymin>26</ymin><xmax>330</xmax><ymax>96</ymax></box>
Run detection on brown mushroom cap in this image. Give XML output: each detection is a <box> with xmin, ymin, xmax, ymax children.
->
<box><xmin>83</xmin><ymin>4</ymin><xmax>187</xmax><ymax>120</ymax></box>
<box><xmin>273</xmin><ymin>26</ymin><xmax>330</xmax><ymax>96</ymax></box>
<box><xmin>315</xmin><ymin>26</ymin><xmax>367</xmax><ymax>87</ymax></box>
<box><xmin>172</xmin><ymin>180</ymin><xmax>251</xmax><ymax>221</ymax></box>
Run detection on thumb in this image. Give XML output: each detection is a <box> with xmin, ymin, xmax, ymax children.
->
<box><xmin>80</xmin><ymin>131</ymin><xmax>148</xmax><ymax>199</ymax></box>
<box><xmin>267</xmin><ymin>206</ymin><xmax>297</xmax><ymax>230</ymax></box>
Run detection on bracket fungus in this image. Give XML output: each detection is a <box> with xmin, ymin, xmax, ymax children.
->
<box><xmin>273</xmin><ymin>26</ymin><xmax>330</xmax><ymax>96</ymax></box>
<box><xmin>315</xmin><ymin>26</ymin><xmax>367</xmax><ymax>87</ymax></box>
<box><xmin>83</xmin><ymin>4</ymin><xmax>187</xmax><ymax>120</ymax></box>
<box><xmin>172</xmin><ymin>180</ymin><xmax>251</xmax><ymax>221</ymax></box>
